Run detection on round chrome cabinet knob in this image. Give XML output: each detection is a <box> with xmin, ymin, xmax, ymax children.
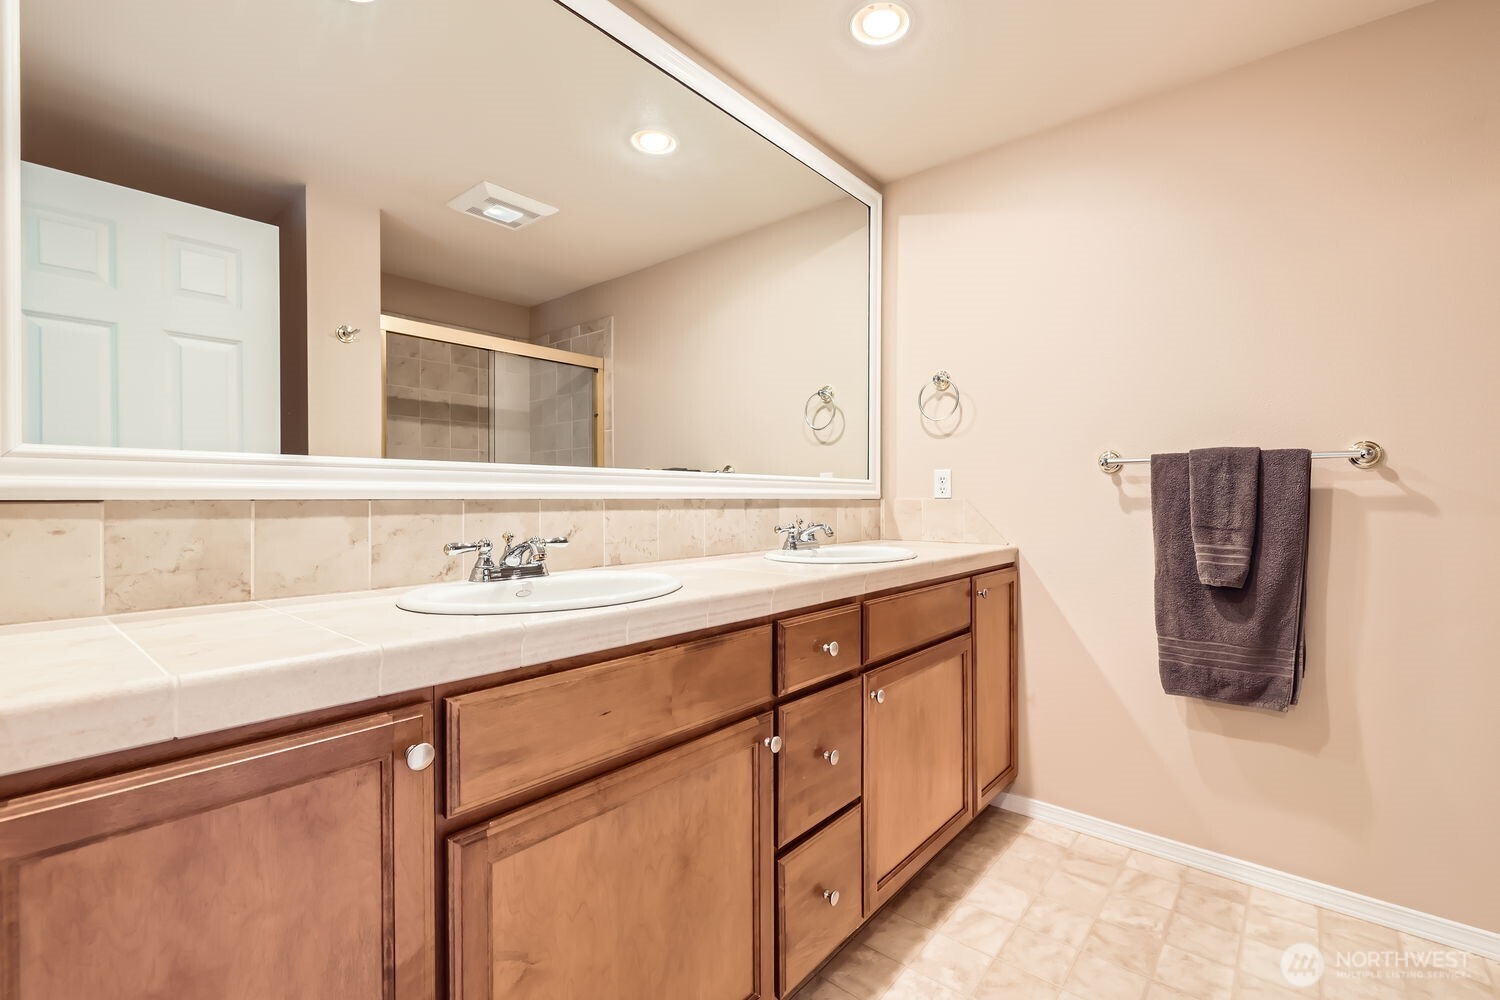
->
<box><xmin>764</xmin><ymin>735</ymin><xmax>783</xmax><ymax>754</ymax></box>
<box><xmin>823</xmin><ymin>749</ymin><xmax>840</xmax><ymax>766</ymax></box>
<box><xmin>824</xmin><ymin>889</ymin><xmax>840</xmax><ymax>907</ymax></box>
<box><xmin>405</xmin><ymin>743</ymin><xmax>436</xmax><ymax>772</ymax></box>
<box><xmin>978</xmin><ymin>588</ymin><xmax>990</xmax><ymax>599</ymax></box>
<box><xmin>870</xmin><ymin>689</ymin><xmax>885</xmax><ymax>704</ymax></box>
<box><xmin>822</xmin><ymin>640</ymin><xmax>840</xmax><ymax>657</ymax></box>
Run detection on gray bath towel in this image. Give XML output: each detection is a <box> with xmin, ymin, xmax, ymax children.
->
<box><xmin>1152</xmin><ymin>449</ymin><xmax>1311</xmax><ymax>710</ymax></box>
<box><xmin>1189</xmin><ymin>447</ymin><xmax>1260</xmax><ymax>588</ymax></box>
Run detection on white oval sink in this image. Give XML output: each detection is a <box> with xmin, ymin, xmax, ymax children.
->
<box><xmin>397</xmin><ymin>570</ymin><xmax>682</xmax><ymax>615</ymax></box>
<box><xmin>765</xmin><ymin>543</ymin><xmax>917</xmax><ymax>565</ymax></box>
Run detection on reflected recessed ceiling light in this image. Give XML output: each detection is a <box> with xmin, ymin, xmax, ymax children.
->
<box><xmin>850</xmin><ymin>2</ymin><xmax>911</xmax><ymax>46</ymax></box>
<box><xmin>630</xmin><ymin>129</ymin><xmax>678</xmax><ymax>156</ymax></box>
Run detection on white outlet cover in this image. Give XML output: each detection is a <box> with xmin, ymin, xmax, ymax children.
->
<box><xmin>933</xmin><ymin>468</ymin><xmax>953</xmax><ymax>499</ymax></box>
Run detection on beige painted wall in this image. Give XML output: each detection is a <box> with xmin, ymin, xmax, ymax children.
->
<box><xmin>381</xmin><ymin>273</ymin><xmax>530</xmax><ymax>340</ymax></box>
<box><xmin>884</xmin><ymin>0</ymin><xmax>1500</xmax><ymax>932</ymax></box>
<box><xmin>531</xmin><ymin>198</ymin><xmax>871</xmax><ymax>478</ymax></box>
<box><xmin>304</xmin><ymin>187</ymin><xmax>383</xmax><ymax>458</ymax></box>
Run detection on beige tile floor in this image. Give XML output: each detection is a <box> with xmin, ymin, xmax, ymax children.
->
<box><xmin>795</xmin><ymin>809</ymin><xmax>1498</xmax><ymax>1000</ymax></box>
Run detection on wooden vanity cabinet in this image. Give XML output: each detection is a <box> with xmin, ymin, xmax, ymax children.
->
<box><xmin>0</xmin><ymin>707</ymin><xmax>436</xmax><ymax>1000</ymax></box>
<box><xmin>862</xmin><ymin>635</ymin><xmax>972</xmax><ymax>912</ymax></box>
<box><xmin>447</xmin><ymin>715</ymin><xmax>776</xmax><ymax>1000</ymax></box>
<box><xmin>0</xmin><ymin>560</ymin><xmax>1019</xmax><ymax>1000</ymax></box>
<box><xmin>972</xmin><ymin>567</ymin><xmax>1019</xmax><ymax>811</ymax></box>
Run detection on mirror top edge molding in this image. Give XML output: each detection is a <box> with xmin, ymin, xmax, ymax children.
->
<box><xmin>0</xmin><ymin>0</ymin><xmax>881</xmax><ymax>501</ymax></box>
<box><xmin>556</xmin><ymin>0</ymin><xmax>883</xmax><ymax>207</ymax></box>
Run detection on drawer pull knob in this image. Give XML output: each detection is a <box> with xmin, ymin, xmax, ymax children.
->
<box><xmin>870</xmin><ymin>689</ymin><xmax>886</xmax><ymax>704</ymax></box>
<box><xmin>764</xmin><ymin>735</ymin><xmax>784</xmax><ymax>754</ymax></box>
<box><xmin>823</xmin><ymin>749</ymin><xmax>840</xmax><ymax>766</ymax></box>
<box><xmin>822</xmin><ymin>640</ymin><xmax>840</xmax><ymax>657</ymax></box>
<box><xmin>405</xmin><ymin>743</ymin><xmax>436</xmax><ymax>772</ymax></box>
<box><xmin>978</xmin><ymin>588</ymin><xmax>990</xmax><ymax>598</ymax></box>
<box><xmin>824</xmin><ymin>889</ymin><xmax>841</xmax><ymax>907</ymax></box>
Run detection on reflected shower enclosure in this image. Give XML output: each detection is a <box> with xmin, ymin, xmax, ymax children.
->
<box><xmin>383</xmin><ymin>318</ymin><xmax>604</xmax><ymax>468</ymax></box>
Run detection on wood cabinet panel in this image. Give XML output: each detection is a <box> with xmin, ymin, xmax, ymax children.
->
<box><xmin>973</xmin><ymin>568</ymin><xmax>1018</xmax><ymax>811</ymax></box>
<box><xmin>778</xmin><ymin>805</ymin><xmax>863</xmax><ymax>995</ymax></box>
<box><xmin>448</xmin><ymin>715</ymin><xmax>775</xmax><ymax>1000</ymax></box>
<box><xmin>776</xmin><ymin>678</ymin><xmax>862</xmax><ymax>846</ymax></box>
<box><xmin>777</xmin><ymin>604</ymin><xmax>861</xmax><ymax>694</ymax></box>
<box><xmin>446</xmin><ymin>625</ymin><xmax>772</xmax><ymax>815</ymax></box>
<box><xmin>863</xmin><ymin>578</ymin><xmax>971</xmax><ymax>664</ymax></box>
<box><xmin>0</xmin><ymin>708</ymin><xmax>435</xmax><ymax>1000</ymax></box>
<box><xmin>863</xmin><ymin>636</ymin><xmax>971</xmax><ymax>911</ymax></box>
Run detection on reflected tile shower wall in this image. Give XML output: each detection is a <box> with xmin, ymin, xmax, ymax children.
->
<box><xmin>384</xmin><ymin>333</ymin><xmax>494</xmax><ymax>464</ymax></box>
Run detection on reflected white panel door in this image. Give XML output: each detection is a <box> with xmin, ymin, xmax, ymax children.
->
<box><xmin>20</xmin><ymin>162</ymin><xmax>280</xmax><ymax>452</ymax></box>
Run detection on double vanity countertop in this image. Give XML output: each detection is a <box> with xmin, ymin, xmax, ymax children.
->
<box><xmin>0</xmin><ymin>540</ymin><xmax>1016</xmax><ymax>779</ymax></box>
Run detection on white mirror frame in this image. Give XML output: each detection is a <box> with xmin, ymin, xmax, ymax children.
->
<box><xmin>0</xmin><ymin>0</ymin><xmax>880</xmax><ymax>500</ymax></box>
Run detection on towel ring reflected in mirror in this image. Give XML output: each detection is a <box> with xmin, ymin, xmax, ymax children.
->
<box><xmin>918</xmin><ymin>370</ymin><xmax>961</xmax><ymax>422</ymax></box>
<box><xmin>804</xmin><ymin>385</ymin><xmax>838</xmax><ymax>431</ymax></box>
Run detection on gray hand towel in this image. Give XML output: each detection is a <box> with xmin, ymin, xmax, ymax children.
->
<box><xmin>1188</xmin><ymin>447</ymin><xmax>1261</xmax><ymax>588</ymax></box>
<box><xmin>1152</xmin><ymin>449</ymin><xmax>1311</xmax><ymax>711</ymax></box>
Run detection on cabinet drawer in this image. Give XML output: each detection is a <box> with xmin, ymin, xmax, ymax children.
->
<box><xmin>779</xmin><ymin>805</ymin><xmax>863</xmax><ymax>995</ymax></box>
<box><xmin>777</xmin><ymin>603</ymin><xmax>861</xmax><ymax>694</ymax></box>
<box><xmin>445</xmin><ymin>626</ymin><xmax>772</xmax><ymax>815</ymax></box>
<box><xmin>776</xmin><ymin>678</ymin><xmax>862</xmax><ymax>846</ymax></box>
<box><xmin>864</xmin><ymin>578</ymin><xmax>971</xmax><ymax>664</ymax></box>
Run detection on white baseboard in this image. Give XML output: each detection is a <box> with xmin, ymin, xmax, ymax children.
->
<box><xmin>993</xmin><ymin>793</ymin><xmax>1500</xmax><ymax>962</ymax></box>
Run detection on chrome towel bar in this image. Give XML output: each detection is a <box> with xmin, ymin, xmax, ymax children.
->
<box><xmin>1098</xmin><ymin>440</ymin><xmax>1384</xmax><ymax>474</ymax></box>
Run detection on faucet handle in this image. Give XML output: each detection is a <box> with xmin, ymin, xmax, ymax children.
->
<box><xmin>544</xmin><ymin>536</ymin><xmax>569</xmax><ymax>548</ymax></box>
<box><xmin>444</xmin><ymin>538</ymin><xmax>492</xmax><ymax>556</ymax></box>
<box><xmin>775</xmin><ymin>519</ymin><xmax>805</xmax><ymax>535</ymax></box>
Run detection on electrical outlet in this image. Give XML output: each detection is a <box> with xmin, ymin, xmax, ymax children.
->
<box><xmin>933</xmin><ymin>468</ymin><xmax>952</xmax><ymax>499</ymax></box>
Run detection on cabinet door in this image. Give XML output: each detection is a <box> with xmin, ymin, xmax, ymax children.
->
<box><xmin>863</xmin><ymin>636</ymin><xmax>971</xmax><ymax>911</ymax></box>
<box><xmin>973</xmin><ymin>567</ymin><xmax>1019</xmax><ymax>811</ymax></box>
<box><xmin>449</xmin><ymin>715</ymin><xmax>776</xmax><ymax>1000</ymax></box>
<box><xmin>0</xmin><ymin>707</ymin><xmax>436</xmax><ymax>1000</ymax></box>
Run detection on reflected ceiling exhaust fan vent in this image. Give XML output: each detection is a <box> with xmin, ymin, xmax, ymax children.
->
<box><xmin>447</xmin><ymin>181</ymin><xmax>558</xmax><ymax>231</ymax></box>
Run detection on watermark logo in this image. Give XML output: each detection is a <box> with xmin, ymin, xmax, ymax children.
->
<box><xmin>1281</xmin><ymin>943</ymin><xmax>1326</xmax><ymax>987</ymax></box>
<box><xmin>1278</xmin><ymin>941</ymin><xmax>1474</xmax><ymax>988</ymax></box>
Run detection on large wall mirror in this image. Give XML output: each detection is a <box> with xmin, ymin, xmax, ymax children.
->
<box><xmin>0</xmin><ymin>0</ymin><xmax>879</xmax><ymax>498</ymax></box>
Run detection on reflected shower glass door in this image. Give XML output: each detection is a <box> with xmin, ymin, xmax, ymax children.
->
<box><xmin>383</xmin><ymin>320</ymin><xmax>603</xmax><ymax>468</ymax></box>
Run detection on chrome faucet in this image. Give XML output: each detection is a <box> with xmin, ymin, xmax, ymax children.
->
<box><xmin>444</xmin><ymin>538</ymin><xmax>502</xmax><ymax>582</ymax></box>
<box><xmin>775</xmin><ymin>518</ymin><xmax>835</xmax><ymax>551</ymax></box>
<box><xmin>445</xmin><ymin>533</ymin><xmax>569</xmax><ymax>581</ymax></box>
<box><xmin>497</xmin><ymin>532</ymin><xmax>570</xmax><ymax>579</ymax></box>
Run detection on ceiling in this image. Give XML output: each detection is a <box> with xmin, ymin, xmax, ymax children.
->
<box><xmin>20</xmin><ymin>0</ymin><xmax>853</xmax><ymax>306</ymax></box>
<box><xmin>629</xmin><ymin>0</ymin><xmax>1436</xmax><ymax>182</ymax></box>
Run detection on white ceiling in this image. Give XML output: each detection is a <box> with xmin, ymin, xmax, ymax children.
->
<box><xmin>20</xmin><ymin>0</ymin><xmax>853</xmax><ymax>306</ymax></box>
<box><xmin>629</xmin><ymin>0</ymin><xmax>1435</xmax><ymax>182</ymax></box>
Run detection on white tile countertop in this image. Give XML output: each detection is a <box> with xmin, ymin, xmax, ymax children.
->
<box><xmin>0</xmin><ymin>541</ymin><xmax>1015</xmax><ymax>779</ymax></box>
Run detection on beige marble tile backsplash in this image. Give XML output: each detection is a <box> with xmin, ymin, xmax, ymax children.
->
<box><xmin>0</xmin><ymin>498</ymin><xmax>884</xmax><ymax>625</ymax></box>
<box><xmin>882</xmin><ymin>498</ymin><xmax>1008</xmax><ymax>545</ymax></box>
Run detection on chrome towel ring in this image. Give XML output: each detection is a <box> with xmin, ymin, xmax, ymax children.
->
<box><xmin>918</xmin><ymin>370</ymin><xmax>960</xmax><ymax>421</ymax></box>
<box><xmin>804</xmin><ymin>385</ymin><xmax>837</xmax><ymax>431</ymax></box>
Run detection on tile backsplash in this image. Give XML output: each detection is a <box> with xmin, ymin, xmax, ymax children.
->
<box><xmin>0</xmin><ymin>498</ymin><xmax>884</xmax><ymax>625</ymax></box>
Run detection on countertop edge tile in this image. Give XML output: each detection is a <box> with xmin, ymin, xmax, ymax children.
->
<box><xmin>0</xmin><ymin>541</ymin><xmax>1015</xmax><ymax>777</ymax></box>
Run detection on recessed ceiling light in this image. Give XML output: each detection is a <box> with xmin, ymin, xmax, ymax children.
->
<box><xmin>630</xmin><ymin>129</ymin><xmax>678</xmax><ymax>156</ymax></box>
<box><xmin>448</xmin><ymin>181</ymin><xmax>558</xmax><ymax>231</ymax></box>
<box><xmin>346</xmin><ymin>0</ymin><xmax>377</xmax><ymax>4</ymax></box>
<box><xmin>850</xmin><ymin>2</ymin><xmax>911</xmax><ymax>46</ymax></box>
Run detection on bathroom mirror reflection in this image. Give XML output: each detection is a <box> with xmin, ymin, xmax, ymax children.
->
<box><xmin>17</xmin><ymin>0</ymin><xmax>872</xmax><ymax>481</ymax></box>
